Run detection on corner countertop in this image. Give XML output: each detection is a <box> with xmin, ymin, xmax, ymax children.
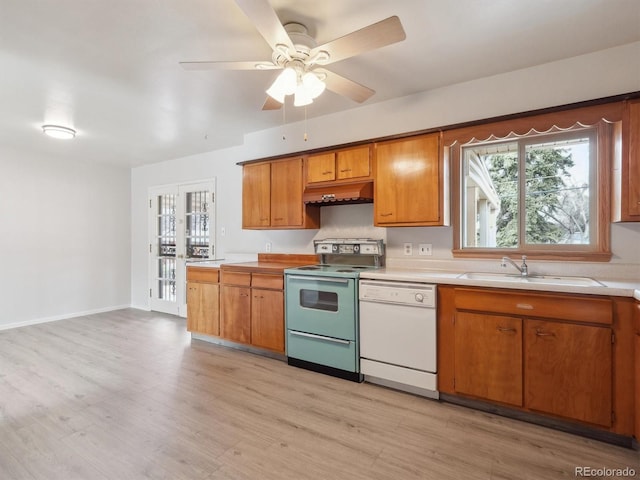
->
<box><xmin>220</xmin><ymin>261</ymin><xmax>303</xmax><ymax>274</ymax></box>
<box><xmin>188</xmin><ymin>253</ymin><xmax>318</xmax><ymax>275</ymax></box>
<box><xmin>359</xmin><ymin>267</ymin><xmax>640</xmax><ymax>299</ymax></box>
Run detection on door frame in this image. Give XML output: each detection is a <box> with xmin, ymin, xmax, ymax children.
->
<box><xmin>148</xmin><ymin>179</ymin><xmax>216</xmax><ymax>317</ymax></box>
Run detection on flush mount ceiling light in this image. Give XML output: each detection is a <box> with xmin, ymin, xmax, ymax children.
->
<box><xmin>42</xmin><ymin>124</ymin><xmax>76</xmax><ymax>140</ymax></box>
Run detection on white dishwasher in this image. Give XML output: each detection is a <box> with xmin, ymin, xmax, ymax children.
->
<box><xmin>359</xmin><ymin>280</ymin><xmax>438</xmax><ymax>399</ymax></box>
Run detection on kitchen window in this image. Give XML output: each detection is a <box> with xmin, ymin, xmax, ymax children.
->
<box><xmin>462</xmin><ymin>129</ymin><xmax>596</xmax><ymax>249</ymax></box>
<box><xmin>447</xmin><ymin>105</ymin><xmax>618</xmax><ymax>261</ymax></box>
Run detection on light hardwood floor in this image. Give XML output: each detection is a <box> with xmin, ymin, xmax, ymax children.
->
<box><xmin>0</xmin><ymin>309</ymin><xmax>637</xmax><ymax>480</ymax></box>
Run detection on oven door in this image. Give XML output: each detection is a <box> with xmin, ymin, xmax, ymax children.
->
<box><xmin>285</xmin><ymin>274</ymin><xmax>357</xmax><ymax>340</ymax></box>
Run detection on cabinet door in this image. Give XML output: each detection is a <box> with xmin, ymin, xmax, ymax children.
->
<box><xmin>251</xmin><ymin>288</ymin><xmax>284</xmax><ymax>353</ymax></box>
<box><xmin>636</xmin><ymin>331</ymin><xmax>640</xmax><ymax>440</ymax></box>
<box><xmin>186</xmin><ymin>282</ymin><xmax>200</xmax><ymax>333</ymax></box>
<box><xmin>336</xmin><ymin>146</ymin><xmax>371</xmax><ymax>180</ymax></box>
<box><xmin>220</xmin><ymin>285</ymin><xmax>251</xmax><ymax>344</ymax></box>
<box><xmin>307</xmin><ymin>153</ymin><xmax>336</xmax><ymax>183</ymax></box>
<box><xmin>187</xmin><ymin>282</ymin><xmax>219</xmax><ymax>335</ymax></box>
<box><xmin>199</xmin><ymin>283</ymin><xmax>219</xmax><ymax>336</ymax></box>
<box><xmin>271</xmin><ymin>158</ymin><xmax>303</xmax><ymax>227</ymax></box>
<box><xmin>524</xmin><ymin>320</ymin><xmax>612</xmax><ymax>427</ymax></box>
<box><xmin>242</xmin><ymin>163</ymin><xmax>271</xmax><ymax>228</ymax></box>
<box><xmin>454</xmin><ymin>312</ymin><xmax>523</xmax><ymax>406</ymax></box>
<box><xmin>374</xmin><ymin>133</ymin><xmax>442</xmax><ymax>225</ymax></box>
<box><xmin>626</xmin><ymin>99</ymin><xmax>640</xmax><ymax>217</ymax></box>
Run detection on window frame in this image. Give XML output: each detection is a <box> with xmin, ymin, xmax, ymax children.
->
<box><xmin>446</xmin><ymin>104</ymin><xmax>619</xmax><ymax>261</ymax></box>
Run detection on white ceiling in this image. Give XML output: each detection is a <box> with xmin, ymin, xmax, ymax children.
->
<box><xmin>1</xmin><ymin>0</ymin><xmax>638</xmax><ymax>167</ymax></box>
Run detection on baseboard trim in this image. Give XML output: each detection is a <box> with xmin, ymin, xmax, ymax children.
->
<box><xmin>0</xmin><ymin>304</ymin><xmax>131</xmax><ymax>331</ymax></box>
<box><xmin>129</xmin><ymin>304</ymin><xmax>152</xmax><ymax>312</ymax></box>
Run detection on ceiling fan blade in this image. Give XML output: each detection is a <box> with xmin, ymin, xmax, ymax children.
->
<box><xmin>309</xmin><ymin>16</ymin><xmax>406</xmax><ymax>65</ymax></box>
<box><xmin>179</xmin><ymin>61</ymin><xmax>278</xmax><ymax>71</ymax></box>
<box><xmin>318</xmin><ymin>69</ymin><xmax>375</xmax><ymax>103</ymax></box>
<box><xmin>234</xmin><ymin>0</ymin><xmax>295</xmax><ymax>54</ymax></box>
<box><xmin>262</xmin><ymin>96</ymin><xmax>283</xmax><ymax>110</ymax></box>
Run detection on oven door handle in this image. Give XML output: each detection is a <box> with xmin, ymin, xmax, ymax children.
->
<box><xmin>289</xmin><ymin>330</ymin><xmax>351</xmax><ymax>345</ymax></box>
<box><xmin>286</xmin><ymin>275</ymin><xmax>350</xmax><ymax>285</ymax></box>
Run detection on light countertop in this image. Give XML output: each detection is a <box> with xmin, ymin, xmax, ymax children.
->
<box><xmin>359</xmin><ymin>267</ymin><xmax>640</xmax><ymax>299</ymax></box>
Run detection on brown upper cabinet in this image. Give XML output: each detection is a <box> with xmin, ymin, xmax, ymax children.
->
<box><xmin>373</xmin><ymin>132</ymin><xmax>448</xmax><ymax>226</ymax></box>
<box><xmin>242</xmin><ymin>157</ymin><xmax>320</xmax><ymax>230</ymax></box>
<box><xmin>613</xmin><ymin>98</ymin><xmax>640</xmax><ymax>222</ymax></box>
<box><xmin>306</xmin><ymin>145</ymin><xmax>372</xmax><ymax>184</ymax></box>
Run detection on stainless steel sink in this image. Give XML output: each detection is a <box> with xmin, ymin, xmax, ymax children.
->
<box><xmin>457</xmin><ymin>272</ymin><xmax>606</xmax><ymax>287</ymax></box>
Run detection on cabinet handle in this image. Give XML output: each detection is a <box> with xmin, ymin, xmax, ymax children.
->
<box><xmin>339</xmin><ymin>168</ymin><xmax>352</xmax><ymax>172</ymax></box>
<box><xmin>274</xmin><ymin>217</ymin><xmax>284</xmax><ymax>221</ymax></box>
<box><xmin>496</xmin><ymin>327</ymin><xmax>517</xmax><ymax>334</ymax></box>
<box><xmin>240</xmin><ymin>293</ymin><xmax>249</xmax><ymax>297</ymax></box>
<box><xmin>322</xmin><ymin>171</ymin><xmax>332</xmax><ymax>175</ymax></box>
<box><xmin>380</xmin><ymin>212</ymin><xmax>393</xmax><ymax>217</ymax></box>
<box><xmin>516</xmin><ymin>303</ymin><xmax>533</xmax><ymax>310</ymax></box>
<box><xmin>535</xmin><ymin>329</ymin><xmax>556</xmax><ymax>337</ymax></box>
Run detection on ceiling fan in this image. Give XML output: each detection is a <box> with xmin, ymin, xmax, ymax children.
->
<box><xmin>180</xmin><ymin>0</ymin><xmax>406</xmax><ymax>110</ymax></box>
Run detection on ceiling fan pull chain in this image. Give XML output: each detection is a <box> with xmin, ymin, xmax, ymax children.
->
<box><xmin>304</xmin><ymin>106</ymin><xmax>308</xmax><ymax>142</ymax></box>
<box><xmin>282</xmin><ymin>101</ymin><xmax>286</xmax><ymax>141</ymax></box>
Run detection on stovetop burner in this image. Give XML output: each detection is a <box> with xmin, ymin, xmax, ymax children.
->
<box><xmin>297</xmin><ymin>266</ymin><xmax>321</xmax><ymax>270</ymax></box>
<box><xmin>336</xmin><ymin>269</ymin><xmax>356</xmax><ymax>272</ymax></box>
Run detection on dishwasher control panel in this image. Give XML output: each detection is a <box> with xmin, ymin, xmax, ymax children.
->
<box><xmin>359</xmin><ymin>280</ymin><xmax>436</xmax><ymax>307</ymax></box>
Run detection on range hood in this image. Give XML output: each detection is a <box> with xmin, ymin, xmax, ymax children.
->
<box><xmin>303</xmin><ymin>181</ymin><xmax>374</xmax><ymax>205</ymax></box>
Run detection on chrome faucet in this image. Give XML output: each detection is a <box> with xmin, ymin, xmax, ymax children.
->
<box><xmin>501</xmin><ymin>255</ymin><xmax>528</xmax><ymax>277</ymax></box>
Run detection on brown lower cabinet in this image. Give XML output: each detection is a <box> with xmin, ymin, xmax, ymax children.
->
<box><xmin>524</xmin><ymin>319</ymin><xmax>612</xmax><ymax>427</ymax></box>
<box><xmin>220</xmin><ymin>285</ymin><xmax>251</xmax><ymax>344</ymax></box>
<box><xmin>250</xmin><ymin>288</ymin><xmax>284</xmax><ymax>352</ymax></box>
<box><xmin>635</xmin><ymin>300</ymin><xmax>640</xmax><ymax>442</ymax></box>
<box><xmin>186</xmin><ymin>267</ymin><xmax>220</xmax><ymax>336</ymax></box>
<box><xmin>439</xmin><ymin>286</ymin><xmax>635</xmax><ymax>436</ymax></box>
<box><xmin>454</xmin><ymin>312</ymin><xmax>523</xmax><ymax>406</ymax></box>
<box><xmin>220</xmin><ymin>270</ymin><xmax>285</xmax><ymax>354</ymax></box>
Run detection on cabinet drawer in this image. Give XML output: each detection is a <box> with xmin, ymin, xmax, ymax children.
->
<box><xmin>251</xmin><ymin>273</ymin><xmax>283</xmax><ymax>290</ymax></box>
<box><xmin>454</xmin><ymin>288</ymin><xmax>612</xmax><ymax>325</ymax></box>
<box><xmin>221</xmin><ymin>271</ymin><xmax>251</xmax><ymax>286</ymax></box>
<box><xmin>186</xmin><ymin>267</ymin><xmax>219</xmax><ymax>283</ymax></box>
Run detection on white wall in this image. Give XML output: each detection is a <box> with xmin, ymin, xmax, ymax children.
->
<box><xmin>0</xmin><ymin>146</ymin><xmax>131</xmax><ymax>329</ymax></box>
<box><xmin>131</xmin><ymin>42</ymin><xmax>640</xmax><ymax>309</ymax></box>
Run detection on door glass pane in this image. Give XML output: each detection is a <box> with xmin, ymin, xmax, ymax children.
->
<box><xmin>185</xmin><ymin>190</ymin><xmax>210</xmax><ymax>259</ymax></box>
<box><xmin>157</xmin><ymin>258</ymin><xmax>176</xmax><ymax>301</ymax></box>
<box><xmin>156</xmin><ymin>194</ymin><xmax>177</xmax><ymax>302</ymax></box>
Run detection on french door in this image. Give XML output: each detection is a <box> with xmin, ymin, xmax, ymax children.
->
<box><xmin>148</xmin><ymin>180</ymin><xmax>216</xmax><ymax>316</ymax></box>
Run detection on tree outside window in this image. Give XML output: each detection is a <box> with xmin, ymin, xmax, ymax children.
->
<box><xmin>461</xmin><ymin>129</ymin><xmax>596</xmax><ymax>250</ymax></box>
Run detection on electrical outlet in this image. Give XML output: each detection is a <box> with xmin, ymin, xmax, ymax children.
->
<box><xmin>418</xmin><ymin>243</ymin><xmax>433</xmax><ymax>256</ymax></box>
<box><xmin>403</xmin><ymin>243</ymin><xmax>413</xmax><ymax>256</ymax></box>
<box><xmin>265</xmin><ymin>242</ymin><xmax>272</xmax><ymax>253</ymax></box>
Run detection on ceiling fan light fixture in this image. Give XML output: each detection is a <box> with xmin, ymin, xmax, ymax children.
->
<box><xmin>42</xmin><ymin>124</ymin><xmax>76</xmax><ymax>140</ymax></box>
<box><xmin>266</xmin><ymin>67</ymin><xmax>297</xmax><ymax>103</ymax></box>
<box><xmin>302</xmin><ymin>72</ymin><xmax>326</xmax><ymax>99</ymax></box>
<box><xmin>293</xmin><ymin>84</ymin><xmax>313</xmax><ymax>107</ymax></box>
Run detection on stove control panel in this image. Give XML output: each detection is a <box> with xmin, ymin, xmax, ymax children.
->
<box><xmin>314</xmin><ymin>238</ymin><xmax>384</xmax><ymax>256</ymax></box>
